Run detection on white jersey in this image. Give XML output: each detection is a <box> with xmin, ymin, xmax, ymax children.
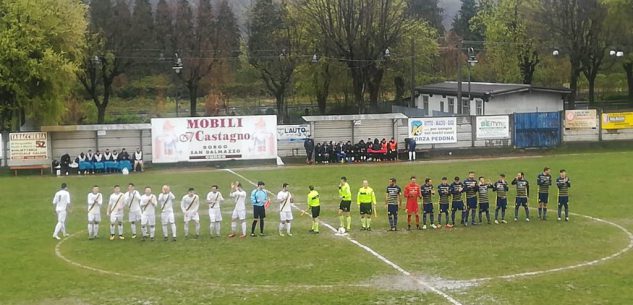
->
<box><xmin>230</xmin><ymin>190</ymin><xmax>247</xmax><ymax>210</ymax></box>
<box><xmin>134</xmin><ymin>151</ymin><xmax>143</xmax><ymax>161</ymax></box>
<box><xmin>108</xmin><ymin>193</ymin><xmax>125</xmax><ymax>215</ymax></box>
<box><xmin>158</xmin><ymin>192</ymin><xmax>175</xmax><ymax>213</ymax></box>
<box><xmin>125</xmin><ymin>190</ymin><xmax>142</xmax><ymax>213</ymax></box>
<box><xmin>53</xmin><ymin>189</ymin><xmax>71</xmax><ymax>212</ymax></box>
<box><xmin>103</xmin><ymin>152</ymin><xmax>112</xmax><ymax>160</ymax></box>
<box><xmin>94</xmin><ymin>154</ymin><xmax>103</xmax><ymax>162</ymax></box>
<box><xmin>87</xmin><ymin>192</ymin><xmax>103</xmax><ymax>215</ymax></box>
<box><xmin>206</xmin><ymin>191</ymin><xmax>224</xmax><ymax>209</ymax></box>
<box><xmin>181</xmin><ymin>194</ymin><xmax>200</xmax><ymax>214</ymax></box>
<box><xmin>140</xmin><ymin>194</ymin><xmax>157</xmax><ymax>216</ymax></box>
<box><xmin>277</xmin><ymin>190</ymin><xmax>293</xmax><ymax>212</ymax></box>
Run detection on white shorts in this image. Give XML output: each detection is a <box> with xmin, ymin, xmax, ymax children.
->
<box><xmin>231</xmin><ymin>209</ymin><xmax>246</xmax><ymax>221</ymax></box>
<box><xmin>129</xmin><ymin>211</ymin><xmax>142</xmax><ymax>223</ymax></box>
<box><xmin>57</xmin><ymin>210</ymin><xmax>67</xmax><ymax>223</ymax></box>
<box><xmin>88</xmin><ymin>213</ymin><xmax>101</xmax><ymax>223</ymax></box>
<box><xmin>110</xmin><ymin>213</ymin><xmax>124</xmax><ymax>223</ymax></box>
<box><xmin>280</xmin><ymin>211</ymin><xmax>293</xmax><ymax>222</ymax></box>
<box><xmin>141</xmin><ymin>213</ymin><xmax>156</xmax><ymax>226</ymax></box>
<box><xmin>161</xmin><ymin>212</ymin><xmax>175</xmax><ymax>224</ymax></box>
<box><xmin>184</xmin><ymin>212</ymin><xmax>200</xmax><ymax>222</ymax></box>
<box><xmin>209</xmin><ymin>208</ymin><xmax>222</xmax><ymax>222</ymax></box>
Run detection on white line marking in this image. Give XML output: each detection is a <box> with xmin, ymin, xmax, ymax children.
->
<box><xmin>224</xmin><ymin>168</ymin><xmax>464</xmax><ymax>305</ymax></box>
<box><xmin>54</xmin><ymin>233</ymin><xmax>370</xmax><ymax>291</ymax></box>
<box><xmin>465</xmin><ymin>211</ymin><xmax>633</xmax><ymax>283</ymax></box>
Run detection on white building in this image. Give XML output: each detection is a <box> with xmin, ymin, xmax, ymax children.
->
<box><xmin>413</xmin><ymin>81</ymin><xmax>571</xmax><ymax>116</ymax></box>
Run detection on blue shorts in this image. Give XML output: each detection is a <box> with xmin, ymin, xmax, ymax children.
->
<box><xmin>538</xmin><ymin>193</ymin><xmax>549</xmax><ymax>204</ymax></box>
<box><xmin>387</xmin><ymin>204</ymin><xmax>399</xmax><ymax>215</ymax></box>
<box><xmin>479</xmin><ymin>203</ymin><xmax>489</xmax><ymax>212</ymax></box>
<box><xmin>558</xmin><ymin>196</ymin><xmax>569</xmax><ymax>207</ymax></box>
<box><xmin>467</xmin><ymin>197</ymin><xmax>478</xmax><ymax>209</ymax></box>
<box><xmin>516</xmin><ymin>197</ymin><xmax>528</xmax><ymax>207</ymax></box>
<box><xmin>423</xmin><ymin>203</ymin><xmax>434</xmax><ymax>213</ymax></box>
<box><xmin>496</xmin><ymin>198</ymin><xmax>507</xmax><ymax>208</ymax></box>
<box><xmin>440</xmin><ymin>204</ymin><xmax>449</xmax><ymax>213</ymax></box>
<box><xmin>451</xmin><ymin>201</ymin><xmax>464</xmax><ymax>211</ymax></box>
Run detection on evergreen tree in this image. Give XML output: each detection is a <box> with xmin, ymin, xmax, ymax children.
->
<box><xmin>452</xmin><ymin>0</ymin><xmax>483</xmax><ymax>41</ymax></box>
<box><xmin>155</xmin><ymin>0</ymin><xmax>173</xmax><ymax>56</ymax></box>
<box><xmin>408</xmin><ymin>0</ymin><xmax>445</xmax><ymax>33</ymax></box>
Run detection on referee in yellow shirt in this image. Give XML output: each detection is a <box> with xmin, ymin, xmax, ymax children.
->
<box><xmin>357</xmin><ymin>180</ymin><xmax>376</xmax><ymax>231</ymax></box>
<box><xmin>307</xmin><ymin>185</ymin><xmax>321</xmax><ymax>234</ymax></box>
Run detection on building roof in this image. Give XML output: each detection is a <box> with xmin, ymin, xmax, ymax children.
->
<box><xmin>415</xmin><ymin>81</ymin><xmax>571</xmax><ymax>99</ymax></box>
<box><xmin>41</xmin><ymin>124</ymin><xmax>151</xmax><ymax>132</ymax></box>
<box><xmin>302</xmin><ymin>113</ymin><xmax>407</xmax><ymax>122</ymax></box>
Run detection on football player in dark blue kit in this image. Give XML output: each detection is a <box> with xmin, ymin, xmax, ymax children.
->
<box><xmin>436</xmin><ymin>177</ymin><xmax>451</xmax><ymax>228</ymax></box>
<box><xmin>477</xmin><ymin>177</ymin><xmax>494</xmax><ymax>224</ymax></box>
<box><xmin>512</xmin><ymin>172</ymin><xmax>530</xmax><ymax>222</ymax></box>
<box><xmin>536</xmin><ymin>167</ymin><xmax>552</xmax><ymax>220</ymax></box>
<box><xmin>463</xmin><ymin>172</ymin><xmax>478</xmax><ymax>225</ymax></box>
<box><xmin>556</xmin><ymin>169</ymin><xmax>571</xmax><ymax>222</ymax></box>
<box><xmin>493</xmin><ymin>174</ymin><xmax>509</xmax><ymax>224</ymax></box>
<box><xmin>449</xmin><ymin>177</ymin><xmax>466</xmax><ymax>228</ymax></box>
<box><xmin>421</xmin><ymin>178</ymin><xmax>436</xmax><ymax>229</ymax></box>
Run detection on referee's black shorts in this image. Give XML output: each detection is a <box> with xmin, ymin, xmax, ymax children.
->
<box><xmin>253</xmin><ymin>205</ymin><xmax>266</xmax><ymax>219</ymax></box>
<box><xmin>311</xmin><ymin>206</ymin><xmax>321</xmax><ymax>218</ymax></box>
<box><xmin>359</xmin><ymin>202</ymin><xmax>373</xmax><ymax>215</ymax></box>
<box><xmin>339</xmin><ymin>200</ymin><xmax>351</xmax><ymax>212</ymax></box>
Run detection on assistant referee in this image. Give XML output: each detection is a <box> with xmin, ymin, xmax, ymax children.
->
<box><xmin>307</xmin><ymin>185</ymin><xmax>320</xmax><ymax>233</ymax></box>
<box><xmin>357</xmin><ymin>180</ymin><xmax>376</xmax><ymax>231</ymax></box>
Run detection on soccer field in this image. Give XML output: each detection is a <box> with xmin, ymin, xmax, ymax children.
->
<box><xmin>2</xmin><ymin>151</ymin><xmax>633</xmax><ymax>305</ymax></box>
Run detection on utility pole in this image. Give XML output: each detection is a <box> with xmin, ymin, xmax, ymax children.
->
<box><xmin>410</xmin><ymin>37</ymin><xmax>416</xmax><ymax>108</ymax></box>
<box><xmin>456</xmin><ymin>40</ymin><xmax>463</xmax><ymax>112</ymax></box>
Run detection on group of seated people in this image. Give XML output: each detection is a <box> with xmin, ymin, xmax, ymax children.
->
<box><xmin>313</xmin><ymin>138</ymin><xmax>398</xmax><ymax>164</ymax></box>
<box><xmin>54</xmin><ymin>148</ymin><xmax>144</xmax><ymax>175</ymax></box>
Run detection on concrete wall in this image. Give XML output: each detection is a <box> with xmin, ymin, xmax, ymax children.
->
<box><xmin>48</xmin><ymin>128</ymin><xmax>152</xmax><ymax>162</ymax></box>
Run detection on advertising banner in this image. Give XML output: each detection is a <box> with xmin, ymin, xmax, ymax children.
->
<box><xmin>565</xmin><ymin>110</ymin><xmax>597</xmax><ymax>129</ymax></box>
<box><xmin>277</xmin><ymin>125</ymin><xmax>310</xmax><ymax>142</ymax></box>
<box><xmin>408</xmin><ymin>117</ymin><xmax>457</xmax><ymax>144</ymax></box>
<box><xmin>476</xmin><ymin>116</ymin><xmax>510</xmax><ymax>139</ymax></box>
<box><xmin>9</xmin><ymin>132</ymin><xmax>48</xmax><ymax>161</ymax></box>
<box><xmin>602</xmin><ymin>112</ymin><xmax>633</xmax><ymax>130</ymax></box>
<box><xmin>151</xmin><ymin>116</ymin><xmax>277</xmax><ymax>163</ymax></box>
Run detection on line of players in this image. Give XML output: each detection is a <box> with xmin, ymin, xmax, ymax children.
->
<box><xmin>49</xmin><ymin>167</ymin><xmax>571</xmax><ymax>240</ymax></box>
<box><xmin>388</xmin><ymin>167</ymin><xmax>572</xmax><ymax>231</ymax></box>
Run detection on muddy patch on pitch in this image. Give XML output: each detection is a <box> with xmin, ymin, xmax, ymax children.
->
<box><xmin>368</xmin><ymin>275</ymin><xmax>479</xmax><ymax>292</ymax></box>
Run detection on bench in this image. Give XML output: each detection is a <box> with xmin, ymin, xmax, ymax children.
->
<box><xmin>398</xmin><ymin>148</ymin><xmax>431</xmax><ymax>160</ymax></box>
<box><xmin>10</xmin><ymin>164</ymin><xmax>51</xmax><ymax>176</ymax></box>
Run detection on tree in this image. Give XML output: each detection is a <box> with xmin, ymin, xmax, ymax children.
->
<box><xmin>580</xmin><ymin>1</ymin><xmax>613</xmax><ymax>104</ymax></box>
<box><xmin>472</xmin><ymin>0</ymin><xmax>540</xmax><ymax>84</ymax></box>
<box><xmin>294</xmin><ymin>0</ymin><xmax>421</xmax><ymax>113</ymax></box>
<box><xmin>247</xmin><ymin>0</ymin><xmax>298</xmax><ymax>122</ymax></box>
<box><xmin>0</xmin><ymin>0</ymin><xmax>86</xmax><ymax>130</ymax></box>
<box><xmin>78</xmin><ymin>0</ymin><xmax>134</xmax><ymax>124</ymax></box>
<box><xmin>407</xmin><ymin>0</ymin><xmax>445</xmax><ymax>34</ymax></box>
<box><xmin>130</xmin><ymin>0</ymin><xmax>156</xmax><ymax>73</ymax></box>
<box><xmin>214</xmin><ymin>0</ymin><xmax>242</xmax><ymax>83</ymax></box>
<box><xmin>452</xmin><ymin>0</ymin><xmax>483</xmax><ymax>42</ymax></box>
<box><xmin>171</xmin><ymin>0</ymin><xmax>222</xmax><ymax>117</ymax></box>
<box><xmin>537</xmin><ymin>0</ymin><xmax>608</xmax><ymax>108</ymax></box>
<box><xmin>155</xmin><ymin>0</ymin><xmax>173</xmax><ymax>56</ymax></box>
<box><xmin>609</xmin><ymin>0</ymin><xmax>633</xmax><ymax>99</ymax></box>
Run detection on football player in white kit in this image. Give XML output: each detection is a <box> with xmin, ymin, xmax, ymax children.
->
<box><xmin>158</xmin><ymin>185</ymin><xmax>177</xmax><ymax>241</ymax></box>
<box><xmin>181</xmin><ymin>188</ymin><xmax>200</xmax><ymax>239</ymax></box>
<box><xmin>206</xmin><ymin>185</ymin><xmax>224</xmax><ymax>238</ymax></box>
<box><xmin>140</xmin><ymin>186</ymin><xmax>157</xmax><ymax>241</ymax></box>
<box><xmin>52</xmin><ymin>183</ymin><xmax>71</xmax><ymax>240</ymax></box>
<box><xmin>87</xmin><ymin>185</ymin><xmax>102</xmax><ymax>240</ymax></box>
<box><xmin>228</xmin><ymin>182</ymin><xmax>247</xmax><ymax>238</ymax></box>
<box><xmin>133</xmin><ymin>147</ymin><xmax>143</xmax><ymax>172</ymax></box>
<box><xmin>125</xmin><ymin>183</ymin><xmax>142</xmax><ymax>239</ymax></box>
<box><xmin>276</xmin><ymin>183</ymin><xmax>294</xmax><ymax>236</ymax></box>
<box><xmin>107</xmin><ymin>185</ymin><xmax>126</xmax><ymax>240</ymax></box>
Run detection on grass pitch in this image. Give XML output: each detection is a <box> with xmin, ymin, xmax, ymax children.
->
<box><xmin>1</xmin><ymin>151</ymin><xmax>633</xmax><ymax>305</ymax></box>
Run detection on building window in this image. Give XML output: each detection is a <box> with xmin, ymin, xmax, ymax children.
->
<box><xmin>440</xmin><ymin>101</ymin><xmax>445</xmax><ymax>113</ymax></box>
<box><xmin>448</xmin><ymin>98</ymin><xmax>455</xmax><ymax>114</ymax></box>
<box><xmin>476</xmin><ymin>100</ymin><xmax>483</xmax><ymax>115</ymax></box>
<box><xmin>461</xmin><ymin>98</ymin><xmax>470</xmax><ymax>115</ymax></box>
<box><xmin>423</xmin><ymin>96</ymin><xmax>429</xmax><ymax>116</ymax></box>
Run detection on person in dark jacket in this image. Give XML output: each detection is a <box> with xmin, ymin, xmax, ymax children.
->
<box><xmin>303</xmin><ymin>138</ymin><xmax>315</xmax><ymax>164</ymax></box>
